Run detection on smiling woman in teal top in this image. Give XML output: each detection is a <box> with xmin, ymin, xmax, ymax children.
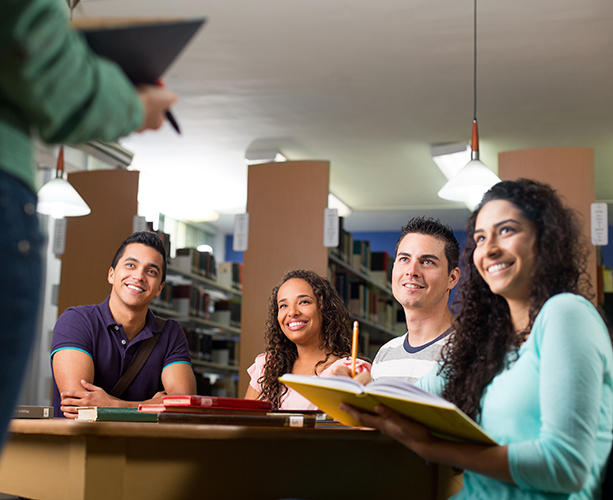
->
<box><xmin>343</xmin><ymin>179</ymin><xmax>613</xmax><ymax>499</ymax></box>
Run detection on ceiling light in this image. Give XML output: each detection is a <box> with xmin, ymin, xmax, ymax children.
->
<box><xmin>197</xmin><ymin>244</ymin><xmax>213</xmax><ymax>253</ymax></box>
<box><xmin>328</xmin><ymin>193</ymin><xmax>352</xmax><ymax>218</ymax></box>
<box><xmin>437</xmin><ymin>0</ymin><xmax>500</xmax><ymax>209</ymax></box>
<box><xmin>37</xmin><ymin>146</ymin><xmax>91</xmax><ymax>219</ymax></box>
<box><xmin>244</xmin><ymin>150</ymin><xmax>287</xmax><ymax>165</ymax></box>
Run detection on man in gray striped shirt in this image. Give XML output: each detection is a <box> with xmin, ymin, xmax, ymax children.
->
<box><xmin>371</xmin><ymin>217</ymin><xmax>460</xmax><ymax>384</ymax></box>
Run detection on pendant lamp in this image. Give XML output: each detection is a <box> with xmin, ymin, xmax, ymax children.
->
<box><xmin>437</xmin><ymin>0</ymin><xmax>500</xmax><ymax>209</ymax></box>
<box><xmin>37</xmin><ymin>146</ymin><xmax>91</xmax><ymax>219</ymax></box>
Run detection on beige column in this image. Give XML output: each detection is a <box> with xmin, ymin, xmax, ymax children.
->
<box><xmin>498</xmin><ymin>148</ymin><xmax>596</xmax><ymax>300</ymax></box>
<box><xmin>238</xmin><ymin>161</ymin><xmax>330</xmax><ymax>396</ymax></box>
<box><xmin>57</xmin><ymin>169</ymin><xmax>139</xmax><ymax>315</ymax></box>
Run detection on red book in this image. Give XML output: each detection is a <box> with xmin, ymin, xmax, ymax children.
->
<box><xmin>138</xmin><ymin>403</ymin><xmax>271</xmax><ymax>415</ymax></box>
<box><xmin>161</xmin><ymin>395</ymin><xmax>272</xmax><ymax>411</ymax></box>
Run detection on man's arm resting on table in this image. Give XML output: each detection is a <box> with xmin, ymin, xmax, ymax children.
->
<box><xmin>54</xmin><ymin>350</ymin><xmax>196</xmax><ymax>418</ymax></box>
<box><xmin>161</xmin><ymin>361</ymin><xmax>197</xmax><ymax>397</ymax></box>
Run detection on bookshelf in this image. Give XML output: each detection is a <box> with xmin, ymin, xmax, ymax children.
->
<box><xmin>150</xmin><ymin>260</ymin><xmax>243</xmax><ymax>398</ymax></box>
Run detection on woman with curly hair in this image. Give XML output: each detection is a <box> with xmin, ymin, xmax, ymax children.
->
<box><xmin>343</xmin><ymin>179</ymin><xmax>613</xmax><ymax>499</ymax></box>
<box><xmin>245</xmin><ymin>269</ymin><xmax>371</xmax><ymax>410</ymax></box>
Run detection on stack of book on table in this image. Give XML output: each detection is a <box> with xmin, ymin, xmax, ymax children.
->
<box><xmin>76</xmin><ymin>396</ymin><xmax>318</xmax><ymax>428</ymax></box>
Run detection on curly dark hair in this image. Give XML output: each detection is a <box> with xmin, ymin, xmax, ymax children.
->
<box><xmin>440</xmin><ymin>178</ymin><xmax>592</xmax><ymax>422</ymax></box>
<box><xmin>258</xmin><ymin>269</ymin><xmax>353</xmax><ymax>409</ymax></box>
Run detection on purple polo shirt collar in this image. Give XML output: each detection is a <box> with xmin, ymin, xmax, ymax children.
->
<box><xmin>100</xmin><ymin>296</ymin><xmax>163</xmax><ymax>343</ymax></box>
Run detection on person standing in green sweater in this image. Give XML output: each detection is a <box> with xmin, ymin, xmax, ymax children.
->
<box><xmin>0</xmin><ymin>0</ymin><xmax>178</xmax><ymax>447</ymax></box>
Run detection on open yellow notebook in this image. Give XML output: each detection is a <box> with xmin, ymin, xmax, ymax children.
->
<box><xmin>279</xmin><ymin>374</ymin><xmax>497</xmax><ymax>445</ymax></box>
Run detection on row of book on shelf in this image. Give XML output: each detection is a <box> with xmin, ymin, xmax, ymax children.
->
<box><xmin>172</xmin><ymin>248</ymin><xmax>243</xmax><ymax>291</ymax></box>
<box><xmin>153</xmin><ymin>285</ymin><xmax>241</xmax><ymax>327</ymax></box>
<box><xmin>331</xmin><ymin>217</ymin><xmax>395</xmax><ymax>287</ymax></box>
<box><xmin>187</xmin><ymin>330</ymin><xmax>239</xmax><ymax>366</ymax></box>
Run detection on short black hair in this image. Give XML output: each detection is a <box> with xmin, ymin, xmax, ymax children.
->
<box><xmin>110</xmin><ymin>231</ymin><xmax>167</xmax><ymax>282</ymax></box>
<box><xmin>395</xmin><ymin>216</ymin><xmax>460</xmax><ymax>273</ymax></box>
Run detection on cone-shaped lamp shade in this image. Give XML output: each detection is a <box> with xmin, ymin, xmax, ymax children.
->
<box><xmin>37</xmin><ymin>145</ymin><xmax>91</xmax><ymax>218</ymax></box>
<box><xmin>437</xmin><ymin>159</ymin><xmax>501</xmax><ymax>208</ymax></box>
<box><xmin>37</xmin><ymin>178</ymin><xmax>91</xmax><ymax>218</ymax></box>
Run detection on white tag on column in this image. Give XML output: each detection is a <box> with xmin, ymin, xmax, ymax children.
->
<box><xmin>591</xmin><ymin>203</ymin><xmax>608</xmax><ymax>246</ymax></box>
<box><xmin>133</xmin><ymin>215</ymin><xmax>148</xmax><ymax>233</ymax></box>
<box><xmin>233</xmin><ymin>213</ymin><xmax>249</xmax><ymax>252</ymax></box>
<box><xmin>323</xmin><ymin>208</ymin><xmax>339</xmax><ymax>247</ymax></box>
<box><xmin>53</xmin><ymin>217</ymin><xmax>67</xmax><ymax>256</ymax></box>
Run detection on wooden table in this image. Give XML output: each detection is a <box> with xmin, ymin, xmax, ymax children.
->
<box><xmin>0</xmin><ymin>419</ymin><xmax>462</xmax><ymax>500</ymax></box>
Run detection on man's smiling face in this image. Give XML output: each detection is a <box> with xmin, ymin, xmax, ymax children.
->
<box><xmin>392</xmin><ymin>233</ymin><xmax>457</xmax><ymax>312</ymax></box>
<box><xmin>108</xmin><ymin>243</ymin><xmax>165</xmax><ymax>310</ymax></box>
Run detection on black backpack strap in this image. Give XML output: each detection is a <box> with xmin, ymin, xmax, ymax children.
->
<box><xmin>109</xmin><ymin>317</ymin><xmax>167</xmax><ymax>399</ymax></box>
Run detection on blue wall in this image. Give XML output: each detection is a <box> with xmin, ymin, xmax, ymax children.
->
<box><xmin>225</xmin><ymin>226</ymin><xmax>613</xmax><ymax>268</ymax></box>
<box><xmin>224</xmin><ymin>234</ymin><xmax>244</xmax><ymax>263</ymax></box>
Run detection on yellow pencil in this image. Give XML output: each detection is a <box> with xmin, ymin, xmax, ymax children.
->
<box><xmin>351</xmin><ymin>320</ymin><xmax>359</xmax><ymax>377</ymax></box>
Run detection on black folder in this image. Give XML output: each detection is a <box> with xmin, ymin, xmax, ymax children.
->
<box><xmin>73</xmin><ymin>17</ymin><xmax>206</xmax><ymax>84</ymax></box>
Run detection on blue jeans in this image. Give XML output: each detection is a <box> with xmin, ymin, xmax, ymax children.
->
<box><xmin>0</xmin><ymin>171</ymin><xmax>43</xmax><ymax>448</ymax></box>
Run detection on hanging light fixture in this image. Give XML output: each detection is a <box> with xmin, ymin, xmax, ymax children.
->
<box><xmin>437</xmin><ymin>0</ymin><xmax>501</xmax><ymax>209</ymax></box>
<box><xmin>37</xmin><ymin>146</ymin><xmax>91</xmax><ymax>219</ymax></box>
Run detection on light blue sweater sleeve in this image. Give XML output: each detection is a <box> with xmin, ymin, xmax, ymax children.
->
<box><xmin>416</xmin><ymin>360</ymin><xmax>446</xmax><ymax>396</ymax></box>
<box><xmin>507</xmin><ymin>294</ymin><xmax>613</xmax><ymax>494</ymax></box>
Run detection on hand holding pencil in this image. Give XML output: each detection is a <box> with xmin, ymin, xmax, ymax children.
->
<box><xmin>330</xmin><ymin>320</ymin><xmax>372</xmax><ymax>383</ymax></box>
<box><xmin>136</xmin><ymin>82</ymin><xmax>178</xmax><ymax>132</ymax></box>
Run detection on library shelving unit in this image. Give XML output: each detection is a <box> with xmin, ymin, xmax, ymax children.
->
<box><xmin>328</xmin><ymin>251</ymin><xmax>402</xmax><ymax>359</ymax></box>
<box><xmin>150</xmin><ymin>263</ymin><xmax>242</xmax><ymax>397</ymax></box>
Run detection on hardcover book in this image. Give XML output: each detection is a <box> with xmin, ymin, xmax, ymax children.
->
<box><xmin>138</xmin><ymin>404</ymin><xmax>272</xmax><ymax>416</ymax></box>
<box><xmin>279</xmin><ymin>374</ymin><xmax>497</xmax><ymax>445</ymax></box>
<box><xmin>13</xmin><ymin>405</ymin><xmax>54</xmax><ymax>419</ymax></box>
<box><xmin>76</xmin><ymin>406</ymin><xmax>158</xmax><ymax>422</ymax></box>
<box><xmin>161</xmin><ymin>395</ymin><xmax>272</xmax><ymax>411</ymax></box>
<box><xmin>157</xmin><ymin>412</ymin><xmax>316</xmax><ymax>428</ymax></box>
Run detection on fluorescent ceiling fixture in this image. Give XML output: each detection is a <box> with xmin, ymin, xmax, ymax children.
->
<box><xmin>431</xmin><ymin>142</ymin><xmax>471</xmax><ymax>180</ymax></box>
<box><xmin>328</xmin><ymin>193</ymin><xmax>352</xmax><ymax>217</ymax></box>
<box><xmin>37</xmin><ymin>146</ymin><xmax>91</xmax><ymax>219</ymax></box>
<box><xmin>244</xmin><ymin>150</ymin><xmax>287</xmax><ymax>165</ymax></box>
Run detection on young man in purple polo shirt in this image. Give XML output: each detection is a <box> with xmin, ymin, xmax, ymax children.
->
<box><xmin>51</xmin><ymin>231</ymin><xmax>196</xmax><ymax>418</ymax></box>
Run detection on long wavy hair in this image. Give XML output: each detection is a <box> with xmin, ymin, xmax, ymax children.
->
<box><xmin>440</xmin><ymin>178</ymin><xmax>592</xmax><ymax>422</ymax></box>
<box><xmin>258</xmin><ymin>269</ymin><xmax>353</xmax><ymax>409</ymax></box>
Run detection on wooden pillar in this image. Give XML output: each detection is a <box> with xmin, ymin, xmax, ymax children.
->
<box><xmin>57</xmin><ymin>169</ymin><xmax>139</xmax><ymax>315</ymax></box>
<box><xmin>498</xmin><ymin>147</ymin><xmax>597</xmax><ymax>299</ymax></box>
<box><xmin>238</xmin><ymin>161</ymin><xmax>330</xmax><ymax>396</ymax></box>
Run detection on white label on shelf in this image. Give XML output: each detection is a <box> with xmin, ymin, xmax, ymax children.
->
<box><xmin>323</xmin><ymin>208</ymin><xmax>339</xmax><ymax>247</ymax></box>
<box><xmin>233</xmin><ymin>213</ymin><xmax>249</xmax><ymax>252</ymax></box>
<box><xmin>53</xmin><ymin>217</ymin><xmax>67</xmax><ymax>256</ymax></box>
<box><xmin>591</xmin><ymin>203</ymin><xmax>608</xmax><ymax>246</ymax></box>
<box><xmin>132</xmin><ymin>215</ymin><xmax>148</xmax><ymax>233</ymax></box>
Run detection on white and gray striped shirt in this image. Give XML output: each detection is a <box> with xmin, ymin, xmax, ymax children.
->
<box><xmin>371</xmin><ymin>327</ymin><xmax>453</xmax><ymax>384</ymax></box>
